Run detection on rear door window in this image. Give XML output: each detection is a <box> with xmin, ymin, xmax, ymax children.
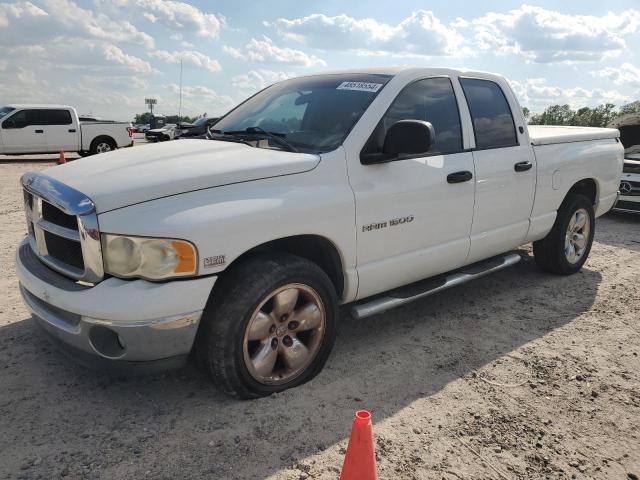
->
<box><xmin>460</xmin><ymin>78</ymin><xmax>518</xmax><ymax>149</ymax></box>
<box><xmin>42</xmin><ymin>109</ymin><xmax>73</xmax><ymax>125</ymax></box>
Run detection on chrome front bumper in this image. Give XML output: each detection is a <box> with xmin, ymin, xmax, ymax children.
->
<box><xmin>16</xmin><ymin>240</ymin><xmax>217</xmax><ymax>366</ymax></box>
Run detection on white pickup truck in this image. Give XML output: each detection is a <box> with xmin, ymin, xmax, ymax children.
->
<box><xmin>15</xmin><ymin>68</ymin><xmax>623</xmax><ymax>398</ymax></box>
<box><xmin>0</xmin><ymin>104</ymin><xmax>132</xmax><ymax>156</ymax></box>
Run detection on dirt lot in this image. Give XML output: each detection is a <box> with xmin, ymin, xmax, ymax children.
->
<box><xmin>0</xmin><ymin>154</ymin><xmax>639</xmax><ymax>480</ymax></box>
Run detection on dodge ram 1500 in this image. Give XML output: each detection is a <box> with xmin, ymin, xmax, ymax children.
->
<box><xmin>16</xmin><ymin>68</ymin><xmax>623</xmax><ymax>398</ymax></box>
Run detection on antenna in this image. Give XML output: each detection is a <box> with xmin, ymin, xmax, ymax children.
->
<box><xmin>178</xmin><ymin>57</ymin><xmax>183</xmax><ymax>121</ymax></box>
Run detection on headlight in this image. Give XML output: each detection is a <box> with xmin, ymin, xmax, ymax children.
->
<box><xmin>102</xmin><ymin>234</ymin><xmax>198</xmax><ymax>280</ymax></box>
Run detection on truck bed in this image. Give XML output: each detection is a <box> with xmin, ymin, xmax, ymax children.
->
<box><xmin>529</xmin><ymin>125</ymin><xmax>619</xmax><ymax>146</ymax></box>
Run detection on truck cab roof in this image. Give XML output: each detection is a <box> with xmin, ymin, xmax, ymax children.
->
<box><xmin>300</xmin><ymin>67</ymin><xmax>505</xmax><ymax>82</ymax></box>
<box><xmin>6</xmin><ymin>104</ymin><xmax>75</xmax><ymax>110</ymax></box>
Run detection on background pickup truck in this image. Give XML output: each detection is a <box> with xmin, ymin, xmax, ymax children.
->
<box><xmin>15</xmin><ymin>68</ymin><xmax>623</xmax><ymax>399</ymax></box>
<box><xmin>0</xmin><ymin>104</ymin><xmax>133</xmax><ymax>155</ymax></box>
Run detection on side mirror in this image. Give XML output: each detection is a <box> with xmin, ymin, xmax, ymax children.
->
<box><xmin>383</xmin><ymin>120</ymin><xmax>434</xmax><ymax>157</ymax></box>
<box><xmin>361</xmin><ymin>119</ymin><xmax>435</xmax><ymax>165</ymax></box>
<box><xmin>3</xmin><ymin>119</ymin><xmax>15</xmax><ymax>129</ymax></box>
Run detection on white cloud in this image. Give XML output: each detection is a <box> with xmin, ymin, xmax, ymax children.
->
<box><xmin>103</xmin><ymin>45</ymin><xmax>153</xmax><ymax>73</ymax></box>
<box><xmin>102</xmin><ymin>0</ymin><xmax>222</xmax><ymax>38</ymax></box>
<box><xmin>231</xmin><ymin>69</ymin><xmax>295</xmax><ymax>92</ymax></box>
<box><xmin>267</xmin><ymin>11</ymin><xmax>467</xmax><ymax>57</ymax></box>
<box><xmin>223</xmin><ymin>36</ymin><xmax>326</xmax><ymax>67</ymax></box>
<box><xmin>0</xmin><ymin>0</ymin><xmax>153</xmax><ymax>47</ymax></box>
<box><xmin>473</xmin><ymin>5</ymin><xmax>640</xmax><ymax>63</ymax></box>
<box><xmin>165</xmin><ymin>84</ymin><xmax>235</xmax><ymax>115</ymax></box>
<box><xmin>0</xmin><ymin>68</ymin><xmax>138</xmax><ymax>119</ymax></box>
<box><xmin>1</xmin><ymin>38</ymin><xmax>153</xmax><ymax>75</ymax></box>
<box><xmin>0</xmin><ymin>1</ymin><xmax>47</xmax><ymax>28</ymax></box>
<box><xmin>593</xmin><ymin>63</ymin><xmax>640</xmax><ymax>88</ymax></box>
<box><xmin>510</xmin><ymin>77</ymin><xmax>630</xmax><ymax>111</ymax></box>
<box><xmin>149</xmin><ymin>50</ymin><xmax>221</xmax><ymax>73</ymax></box>
<box><xmin>0</xmin><ymin>60</ymin><xmax>7</xmax><ymax>71</ymax></box>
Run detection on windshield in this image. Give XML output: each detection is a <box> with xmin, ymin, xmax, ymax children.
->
<box><xmin>0</xmin><ymin>106</ymin><xmax>15</xmax><ymax>119</ymax></box>
<box><xmin>194</xmin><ymin>117</ymin><xmax>209</xmax><ymax>126</ymax></box>
<box><xmin>214</xmin><ymin>73</ymin><xmax>392</xmax><ymax>153</ymax></box>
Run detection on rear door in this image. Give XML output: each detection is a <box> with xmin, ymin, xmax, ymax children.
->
<box><xmin>0</xmin><ymin>109</ymin><xmax>46</xmax><ymax>153</ymax></box>
<box><xmin>41</xmin><ymin>109</ymin><xmax>77</xmax><ymax>152</ymax></box>
<box><xmin>459</xmin><ymin>77</ymin><xmax>536</xmax><ymax>263</ymax></box>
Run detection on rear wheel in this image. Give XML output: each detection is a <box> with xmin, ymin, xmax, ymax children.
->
<box><xmin>196</xmin><ymin>253</ymin><xmax>338</xmax><ymax>399</ymax></box>
<box><xmin>533</xmin><ymin>194</ymin><xmax>595</xmax><ymax>275</ymax></box>
<box><xmin>89</xmin><ymin>137</ymin><xmax>116</xmax><ymax>155</ymax></box>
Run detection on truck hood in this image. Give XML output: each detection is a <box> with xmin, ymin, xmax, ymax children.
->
<box><xmin>44</xmin><ymin>139</ymin><xmax>320</xmax><ymax>213</ymax></box>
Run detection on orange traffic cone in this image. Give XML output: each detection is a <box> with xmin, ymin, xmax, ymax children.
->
<box><xmin>57</xmin><ymin>149</ymin><xmax>66</xmax><ymax>165</ymax></box>
<box><xmin>340</xmin><ymin>410</ymin><xmax>378</xmax><ymax>480</ymax></box>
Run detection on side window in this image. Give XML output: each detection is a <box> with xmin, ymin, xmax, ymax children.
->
<box><xmin>2</xmin><ymin>110</ymin><xmax>39</xmax><ymax>129</ymax></box>
<box><xmin>459</xmin><ymin>78</ymin><xmax>517</xmax><ymax>149</ymax></box>
<box><xmin>363</xmin><ymin>77</ymin><xmax>463</xmax><ymax>156</ymax></box>
<box><xmin>42</xmin><ymin>109</ymin><xmax>72</xmax><ymax>125</ymax></box>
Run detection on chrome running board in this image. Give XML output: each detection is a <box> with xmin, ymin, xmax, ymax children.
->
<box><xmin>350</xmin><ymin>253</ymin><xmax>522</xmax><ymax>319</ymax></box>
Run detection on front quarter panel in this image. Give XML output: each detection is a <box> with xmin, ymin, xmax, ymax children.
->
<box><xmin>97</xmin><ymin>148</ymin><xmax>359</xmax><ymax>301</ymax></box>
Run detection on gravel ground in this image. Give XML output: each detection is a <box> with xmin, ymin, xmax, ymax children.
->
<box><xmin>0</xmin><ymin>155</ymin><xmax>639</xmax><ymax>480</ymax></box>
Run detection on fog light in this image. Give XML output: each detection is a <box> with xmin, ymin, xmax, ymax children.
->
<box><xmin>89</xmin><ymin>325</ymin><xmax>126</xmax><ymax>359</ymax></box>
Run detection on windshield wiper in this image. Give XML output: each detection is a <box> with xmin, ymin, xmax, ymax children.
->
<box><xmin>206</xmin><ymin>129</ymin><xmax>254</xmax><ymax>147</ymax></box>
<box><xmin>223</xmin><ymin>127</ymin><xmax>299</xmax><ymax>153</ymax></box>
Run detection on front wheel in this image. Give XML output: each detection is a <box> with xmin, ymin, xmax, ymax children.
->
<box><xmin>196</xmin><ymin>253</ymin><xmax>338</xmax><ymax>399</ymax></box>
<box><xmin>533</xmin><ymin>194</ymin><xmax>595</xmax><ymax>275</ymax></box>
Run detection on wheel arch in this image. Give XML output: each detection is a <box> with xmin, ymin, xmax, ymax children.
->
<box><xmin>222</xmin><ymin>234</ymin><xmax>346</xmax><ymax>299</ymax></box>
<box><xmin>90</xmin><ymin>135</ymin><xmax>116</xmax><ymax>151</ymax></box>
<box><xmin>565</xmin><ymin>178</ymin><xmax>598</xmax><ymax>205</ymax></box>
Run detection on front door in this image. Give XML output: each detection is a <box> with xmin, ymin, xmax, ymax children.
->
<box><xmin>0</xmin><ymin>109</ymin><xmax>46</xmax><ymax>153</ymax></box>
<box><xmin>349</xmin><ymin>77</ymin><xmax>476</xmax><ymax>300</ymax></box>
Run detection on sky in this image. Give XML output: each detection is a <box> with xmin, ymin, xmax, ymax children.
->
<box><xmin>1</xmin><ymin>0</ymin><xmax>640</xmax><ymax>121</ymax></box>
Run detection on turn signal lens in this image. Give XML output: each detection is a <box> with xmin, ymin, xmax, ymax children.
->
<box><xmin>102</xmin><ymin>234</ymin><xmax>198</xmax><ymax>280</ymax></box>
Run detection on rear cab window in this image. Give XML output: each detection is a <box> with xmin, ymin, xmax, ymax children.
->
<box><xmin>459</xmin><ymin>78</ymin><xmax>518</xmax><ymax>149</ymax></box>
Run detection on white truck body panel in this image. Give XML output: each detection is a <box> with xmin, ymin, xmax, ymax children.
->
<box><xmin>0</xmin><ymin>104</ymin><xmax>131</xmax><ymax>154</ymax></box>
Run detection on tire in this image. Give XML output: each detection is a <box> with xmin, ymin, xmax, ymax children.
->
<box><xmin>89</xmin><ymin>137</ymin><xmax>116</xmax><ymax>155</ymax></box>
<box><xmin>195</xmin><ymin>253</ymin><xmax>338</xmax><ymax>399</ymax></box>
<box><xmin>533</xmin><ymin>194</ymin><xmax>595</xmax><ymax>275</ymax></box>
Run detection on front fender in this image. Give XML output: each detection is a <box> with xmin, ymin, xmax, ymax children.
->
<box><xmin>97</xmin><ymin>149</ymin><xmax>358</xmax><ymax>299</ymax></box>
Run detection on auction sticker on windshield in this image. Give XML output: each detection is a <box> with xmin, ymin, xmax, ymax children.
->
<box><xmin>336</xmin><ymin>81</ymin><xmax>383</xmax><ymax>92</ymax></box>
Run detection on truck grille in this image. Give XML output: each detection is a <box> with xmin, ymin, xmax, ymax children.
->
<box><xmin>22</xmin><ymin>173</ymin><xmax>104</xmax><ymax>284</ymax></box>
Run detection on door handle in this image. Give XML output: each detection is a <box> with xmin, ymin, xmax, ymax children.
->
<box><xmin>34</xmin><ymin>129</ymin><xmax>44</xmax><ymax>134</ymax></box>
<box><xmin>447</xmin><ymin>171</ymin><xmax>473</xmax><ymax>184</ymax></box>
<box><xmin>514</xmin><ymin>161</ymin><xmax>533</xmax><ymax>172</ymax></box>
<box><xmin>68</xmin><ymin>129</ymin><xmax>76</xmax><ymax>133</ymax></box>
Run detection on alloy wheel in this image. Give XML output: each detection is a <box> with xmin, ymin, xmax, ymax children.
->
<box><xmin>242</xmin><ymin>283</ymin><xmax>326</xmax><ymax>385</ymax></box>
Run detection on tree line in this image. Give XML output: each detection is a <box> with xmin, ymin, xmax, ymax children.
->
<box><xmin>524</xmin><ymin>101</ymin><xmax>640</xmax><ymax>127</ymax></box>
